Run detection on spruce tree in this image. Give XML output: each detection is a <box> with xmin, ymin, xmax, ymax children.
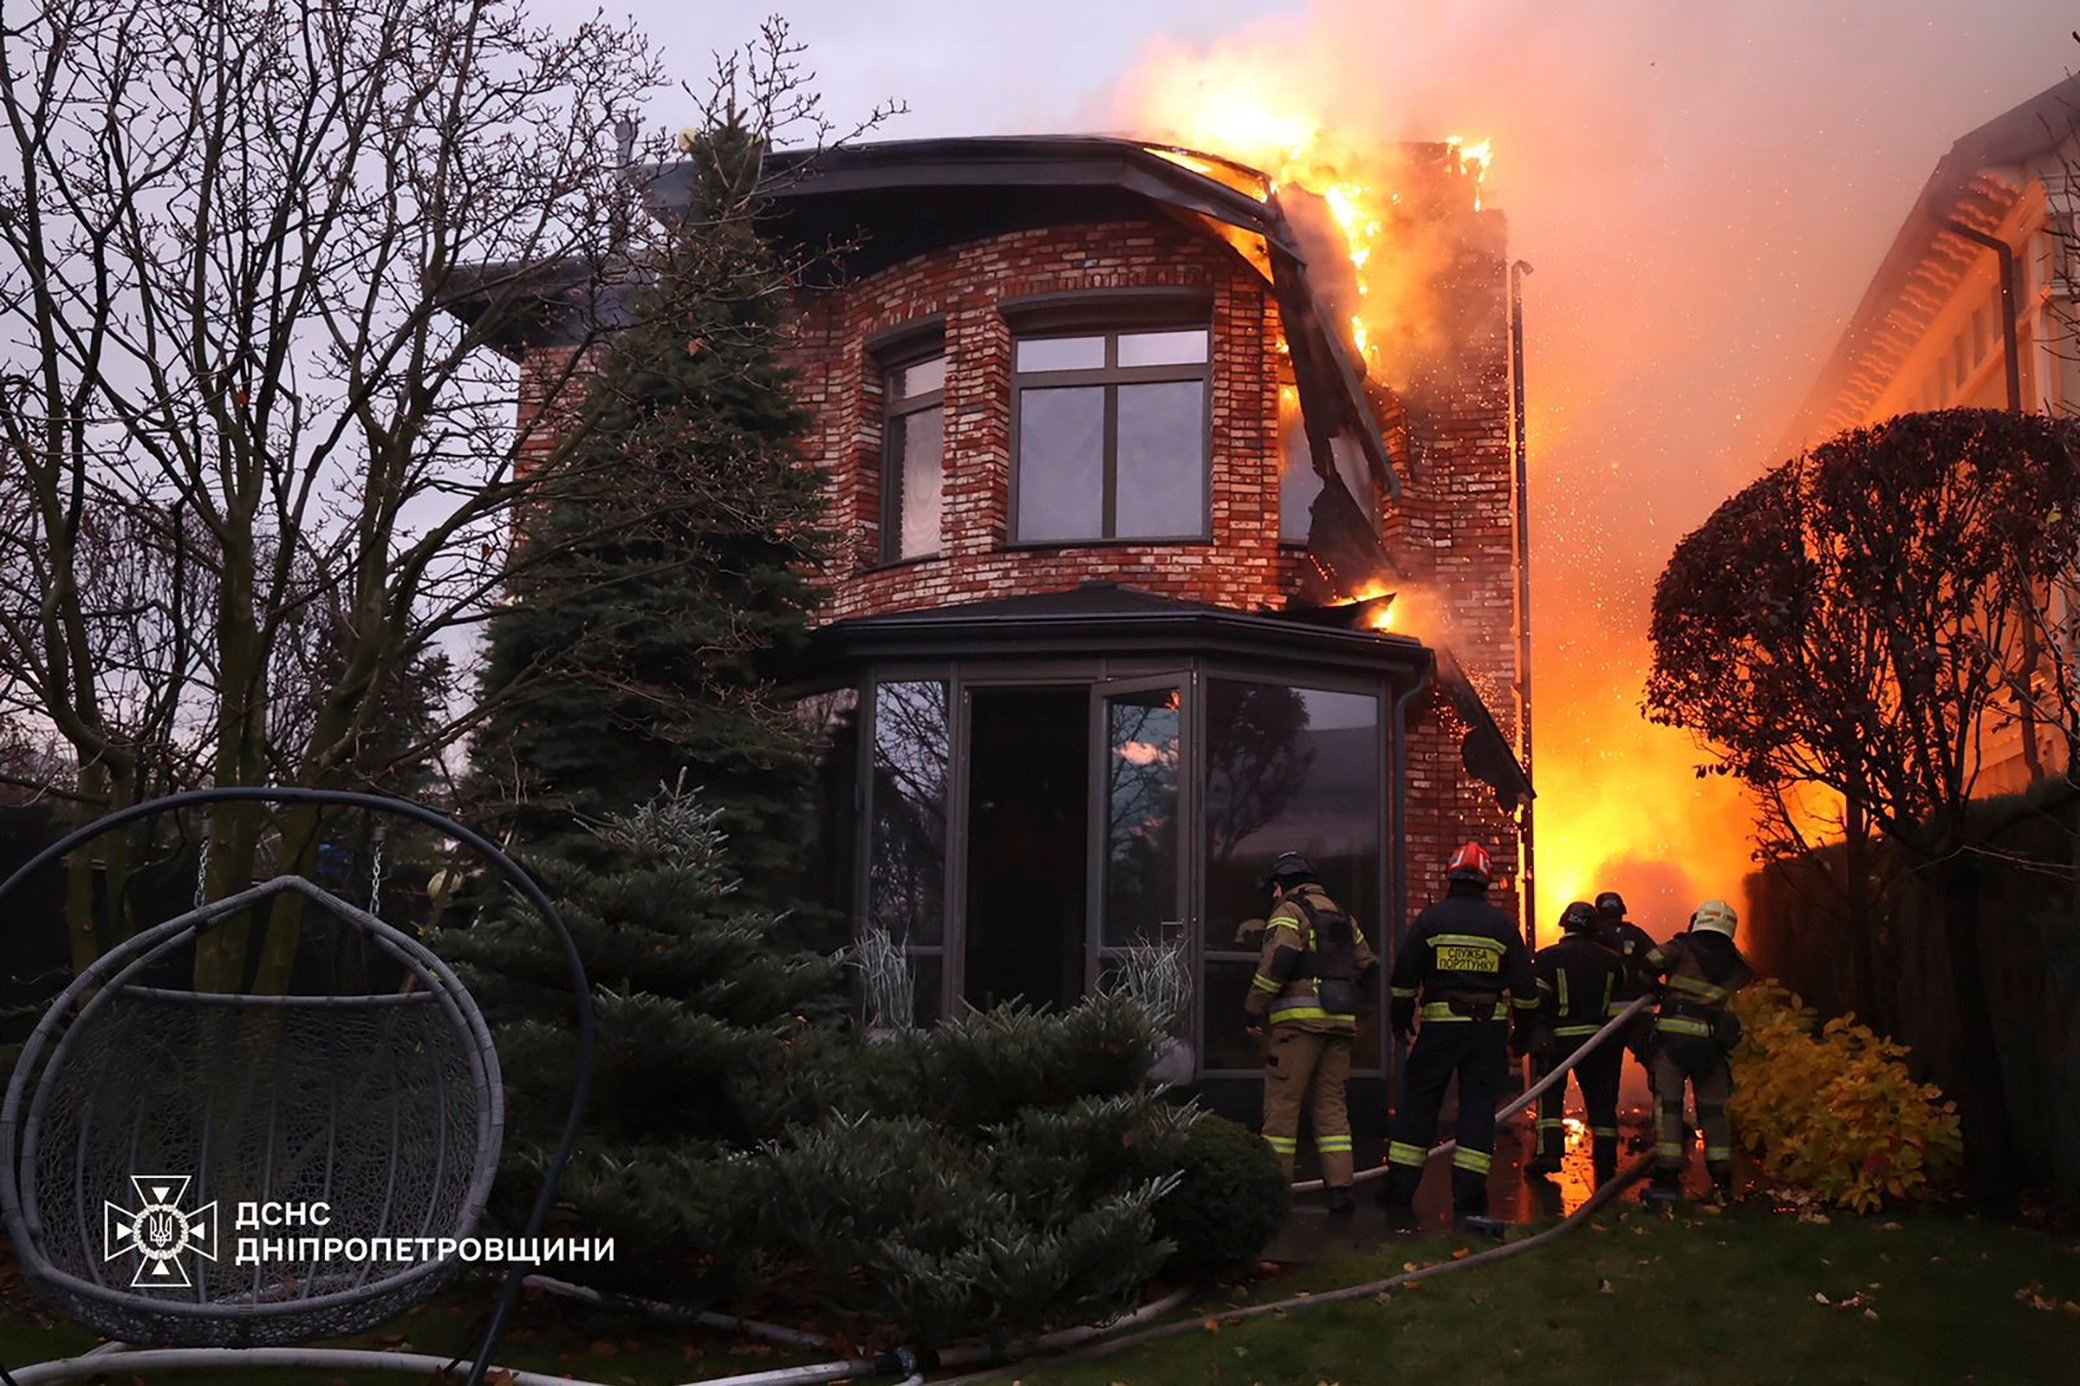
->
<box><xmin>449</xmin><ymin>777</ymin><xmax>845</xmax><ymax>1301</ymax></box>
<box><xmin>472</xmin><ymin>115</ymin><xmax>827</xmax><ymax>886</ymax></box>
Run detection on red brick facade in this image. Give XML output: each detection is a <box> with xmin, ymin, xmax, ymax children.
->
<box><xmin>778</xmin><ymin>210</ymin><xmax>1526</xmax><ymax>932</ymax></box>
<box><xmin>786</xmin><ymin>218</ymin><xmax>1300</xmax><ymax>620</ymax></box>
<box><xmin>505</xmin><ymin>175</ymin><xmax>1527</xmax><ymax>938</ymax></box>
<box><xmin>1384</xmin><ymin>225</ymin><xmax>1526</xmax><ymax>930</ymax></box>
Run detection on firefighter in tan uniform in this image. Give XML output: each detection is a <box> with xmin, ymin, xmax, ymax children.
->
<box><xmin>1640</xmin><ymin>898</ymin><xmax>1756</xmax><ymax>1205</ymax></box>
<box><xmin>1244</xmin><ymin>852</ymin><xmax>1377</xmax><ymax>1213</ymax></box>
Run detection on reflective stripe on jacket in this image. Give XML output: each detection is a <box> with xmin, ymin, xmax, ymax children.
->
<box><xmin>1389</xmin><ymin>886</ymin><xmax>1539</xmax><ymax>1019</ymax></box>
<box><xmin>1244</xmin><ymin>884</ymin><xmax>1376</xmax><ymax>1034</ymax></box>
<box><xmin>1642</xmin><ymin>931</ymin><xmax>1756</xmax><ymax>1037</ymax></box>
<box><xmin>1534</xmin><ymin>933</ymin><xmax>1626</xmax><ymax>1039</ymax></box>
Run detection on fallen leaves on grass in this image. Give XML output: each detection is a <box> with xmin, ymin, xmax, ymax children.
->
<box><xmin>1599</xmin><ymin>1280</ymin><xmax>1615</xmax><ymax>1295</ymax></box>
<box><xmin>2013</xmin><ymin>1273</ymin><xmax>2063</xmax><ymax>1306</ymax></box>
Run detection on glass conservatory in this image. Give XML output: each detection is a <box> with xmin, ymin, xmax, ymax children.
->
<box><xmin>792</xmin><ymin>584</ymin><xmax>1434</xmax><ymax>1103</ymax></box>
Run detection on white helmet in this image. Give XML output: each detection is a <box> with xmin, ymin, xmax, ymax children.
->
<box><xmin>1690</xmin><ymin>899</ymin><xmax>1738</xmax><ymax>939</ymax></box>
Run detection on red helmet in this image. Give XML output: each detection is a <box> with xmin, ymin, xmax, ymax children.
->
<box><xmin>1446</xmin><ymin>841</ymin><xmax>1494</xmax><ymax>884</ymax></box>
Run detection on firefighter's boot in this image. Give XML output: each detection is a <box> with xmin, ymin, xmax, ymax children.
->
<box><xmin>1456</xmin><ymin>1213</ymin><xmax>1507</xmax><ymax>1242</ymax></box>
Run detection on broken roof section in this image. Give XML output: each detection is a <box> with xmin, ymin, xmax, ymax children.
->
<box><xmin>642</xmin><ymin>134</ymin><xmax>1404</xmax><ymax>509</ymax></box>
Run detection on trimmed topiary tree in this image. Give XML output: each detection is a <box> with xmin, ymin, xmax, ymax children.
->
<box><xmin>1151</xmin><ymin>1114</ymin><xmax>1290</xmax><ymax>1276</ymax></box>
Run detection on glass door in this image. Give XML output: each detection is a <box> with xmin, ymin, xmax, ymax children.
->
<box><xmin>1088</xmin><ymin>675</ymin><xmax>1194</xmax><ymax>1018</ymax></box>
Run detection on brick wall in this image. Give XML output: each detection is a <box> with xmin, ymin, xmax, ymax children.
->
<box><xmin>1374</xmin><ymin>208</ymin><xmax>1527</xmax><ymax>930</ymax></box>
<box><xmin>510</xmin><ymin>201</ymin><xmax>1527</xmax><ymax>933</ymax></box>
<box><xmin>785</xmin><ymin>218</ymin><xmax>1304</xmax><ymax>619</ymax></box>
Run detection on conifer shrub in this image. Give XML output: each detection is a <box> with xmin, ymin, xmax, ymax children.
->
<box><xmin>1151</xmin><ymin>1113</ymin><xmax>1289</xmax><ymax>1276</ymax></box>
<box><xmin>457</xmin><ymin>784</ymin><xmax>1196</xmax><ymax>1345</ymax></box>
<box><xmin>1728</xmin><ymin>982</ymin><xmax>1964</xmax><ymax>1212</ymax></box>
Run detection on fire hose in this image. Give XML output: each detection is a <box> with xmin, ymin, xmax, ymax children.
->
<box><xmin>1291</xmin><ymin>994</ymin><xmax>1654</xmax><ymax>1193</ymax></box>
<box><xmin>935</xmin><ymin>1151</ymin><xmax>1657</xmax><ymax>1384</ymax></box>
<box><xmin>4</xmin><ymin>999</ymin><xmax>1660</xmax><ymax>1386</ymax></box>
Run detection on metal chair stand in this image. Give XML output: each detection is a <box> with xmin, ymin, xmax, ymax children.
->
<box><xmin>0</xmin><ymin>789</ymin><xmax>594</xmax><ymax>1386</ymax></box>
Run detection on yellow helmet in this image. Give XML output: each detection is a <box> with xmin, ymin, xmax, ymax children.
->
<box><xmin>1691</xmin><ymin>899</ymin><xmax>1738</xmax><ymax>939</ymax></box>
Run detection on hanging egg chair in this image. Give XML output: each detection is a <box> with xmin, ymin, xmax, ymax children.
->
<box><xmin>0</xmin><ymin>789</ymin><xmax>591</xmax><ymax>1386</ymax></box>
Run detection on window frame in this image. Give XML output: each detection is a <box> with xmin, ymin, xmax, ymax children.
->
<box><xmin>878</xmin><ymin>339</ymin><xmax>948</xmax><ymax>565</ymax></box>
<box><xmin>1008</xmin><ymin>320</ymin><xmax>1214</xmax><ymax>546</ymax></box>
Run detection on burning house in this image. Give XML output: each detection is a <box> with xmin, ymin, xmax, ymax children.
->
<box><xmin>478</xmin><ymin>134</ymin><xmax>1532</xmax><ymax>1113</ymax></box>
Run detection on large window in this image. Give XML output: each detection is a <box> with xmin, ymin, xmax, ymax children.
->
<box><xmin>868</xmin><ymin>679</ymin><xmax>950</xmax><ymax>1022</ymax></box>
<box><xmin>1198</xmin><ymin>680</ymin><xmax>1383</xmax><ymax>1073</ymax></box>
<box><xmin>1013</xmin><ymin>326</ymin><xmax>1210</xmax><ymax>543</ymax></box>
<box><xmin>882</xmin><ymin>351</ymin><xmax>945</xmax><ymax>562</ymax></box>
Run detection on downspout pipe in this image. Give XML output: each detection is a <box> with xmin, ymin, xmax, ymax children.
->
<box><xmin>1508</xmin><ymin>259</ymin><xmax>1536</xmax><ymax>946</ymax></box>
<box><xmin>1944</xmin><ymin>220</ymin><xmax>2043</xmax><ymax>777</ymax></box>
<box><xmin>1945</xmin><ymin>221</ymin><xmax>2023</xmax><ymax>413</ymax></box>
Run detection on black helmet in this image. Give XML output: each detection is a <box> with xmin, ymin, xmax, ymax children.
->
<box><xmin>1560</xmin><ymin>900</ymin><xmax>1598</xmax><ymax>934</ymax></box>
<box><xmin>1261</xmin><ymin>852</ymin><xmax>1317</xmax><ymax>891</ymax></box>
<box><xmin>1594</xmin><ymin>891</ymin><xmax>1627</xmax><ymax>919</ymax></box>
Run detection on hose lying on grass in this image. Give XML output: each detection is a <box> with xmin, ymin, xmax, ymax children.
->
<box><xmin>0</xmin><ymin>1286</ymin><xmax>1195</xmax><ymax>1386</ymax></box>
<box><xmin>4</xmin><ymin>1001</ymin><xmax>1657</xmax><ymax>1386</ymax></box>
<box><xmin>1293</xmin><ymin>995</ymin><xmax>1654</xmax><ymax>1193</ymax></box>
<box><xmin>519</xmin><ymin>1271</ymin><xmax>835</xmax><ymax>1350</ymax></box>
<box><xmin>935</xmin><ymin>1151</ymin><xmax>1657</xmax><ymax>1384</ymax></box>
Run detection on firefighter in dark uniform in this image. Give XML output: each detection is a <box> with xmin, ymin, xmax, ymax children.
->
<box><xmin>1595</xmin><ymin>889</ymin><xmax>1662</xmax><ymax>1112</ymax></box>
<box><xmin>1589</xmin><ymin>890</ymin><xmax>1655</xmax><ymax>1061</ymax></box>
<box><xmin>1640</xmin><ymin>899</ymin><xmax>1756</xmax><ymax>1203</ymax></box>
<box><xmin>1244</xmin><ymin>852</ymin><xmax>1376</xmax><ymax>1213</ymax></box>
<box><xmin>1380</xmin><ymin>842</ymin><xmax>1543</xmax><ymax>1231</ymax></box>
<box><xmin>1529</xmin><ymin>901</ymin><xmax>1628</xmax><ymax>1186</ymax></box>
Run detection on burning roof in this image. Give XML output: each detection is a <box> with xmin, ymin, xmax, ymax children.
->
<box><xmin>649</xmin><ymin>134</ymin><xmax>1406</xmax><ymax>512</ymax></box>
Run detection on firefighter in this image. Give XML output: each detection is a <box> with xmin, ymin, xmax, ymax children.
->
<box><xmin>1594</xmin><ymin>889</ymin><xmax>1662</xmax><ymax>1116</ymax></box>
<box><xmin>1528</xmin><ymin>901</ymin><xmax>1628</xmax><ymax>1186</ymax></box>
<box><xmin>1380</xmin><ymin>842</ymin><xmax>1543</xmax><ymax>1233</ymax></box>
<box><xmin>1243</xmin><ymin>851</ymin><xmax>1376</xmax><ymax>1213</ymax></box>
<box><xmin>1639</xmin><ymin>899</ymin><xmax>1756</xmax><ymax>1204</ymax></box>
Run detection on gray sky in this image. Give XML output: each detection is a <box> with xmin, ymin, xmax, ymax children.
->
<box><xmin>544</xmin><ymin>0</ymin><xmax>2080</xmax><ymax>916</ymax></box>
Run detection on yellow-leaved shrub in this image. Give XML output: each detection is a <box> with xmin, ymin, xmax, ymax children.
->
<box><xmin>1726</xmin><ymin>982</ymin><xmax>1963</xmax><ymax>1213</ymax></box>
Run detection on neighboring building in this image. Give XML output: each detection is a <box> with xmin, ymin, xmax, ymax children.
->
<box><xmin>470</xmin><ymin>135</ymin><xmax>1532</xmax><ymax>1113</ymax></box>
<box><xmin>1785</xmin><ymin>75</ymin><xmax>2080</xmax><ymax>793</ymax></box>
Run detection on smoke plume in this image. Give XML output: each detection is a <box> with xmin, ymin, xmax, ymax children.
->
<box><xmin>1111</xmin><ymin>0</ymin><xmax>2078</xmax><ymax>936</ymax></box>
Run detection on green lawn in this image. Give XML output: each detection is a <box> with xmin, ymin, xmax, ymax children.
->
<box><xmin>1021</xmin><ymin>1207</ymin><xmax>2080</xmax><ymax>1386</ymax></box>
<box><xmin>1</xmin><ymin>1209</ymin><xmax>2075</xmax><ymax>1384</ymax></box>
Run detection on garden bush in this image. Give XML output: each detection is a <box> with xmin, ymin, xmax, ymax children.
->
<box><xmin>1728</xmin><ymin>982</ymin><xmax>1963</xmax><ymax>1212</ymax></box>
<box><xmin>459</xmin><ymin>785</ymin><xmax>1197</xmax><ymax>1347</ymax></box>
<box><xmin>1151</xmin><ymin>1114</ymin><xmax>1289</xmax><ymax>1276</ymax></box>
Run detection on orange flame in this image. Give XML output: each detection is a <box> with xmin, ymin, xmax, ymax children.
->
<box><xmin>1126</xmin><ymin>57</ymin><xmax>1486</xmax><ymax>387</ymax></box>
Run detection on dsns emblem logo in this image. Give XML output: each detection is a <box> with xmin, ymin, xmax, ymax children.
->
<box><xmin>103</xmin><ymin>1175</ymin><xmax>217</xmax><ymax>1289</ymax></box>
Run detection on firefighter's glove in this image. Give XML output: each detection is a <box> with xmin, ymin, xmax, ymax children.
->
<box><xmin>1389</xmin><ymin>997</ymin><xmax>1415</xmax><ymax>1045</ymax></box>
